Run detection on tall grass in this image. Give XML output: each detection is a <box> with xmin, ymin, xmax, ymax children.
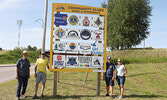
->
<box><xmin>108</xmin><ymin>49</ymin><xmax>167</xmax><ymax>64</ymax></box>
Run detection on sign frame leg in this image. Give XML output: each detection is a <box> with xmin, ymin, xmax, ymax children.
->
<box><xmin>96</xmin><ymin>71</ymin><xmax>101</xmax><ymax>96</ymax></box>
<box><xmin>53</xmin><ymin>71</ymin><xmax>58</xmax><ymax>96</ymax></box>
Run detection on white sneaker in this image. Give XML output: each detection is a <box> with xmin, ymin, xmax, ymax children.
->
<box><xmin>22</xmin><ymin>95</ymin><xmax>27</xmax><ymax>98</ymax></box>
<box><xmin>117</xmin><ymin>95</ymin><xmax>120</xmax><ymax>98</ymax></box>
<box><xmin>118</xmin><ymin>96</ymin><xmax>123</xmax><ymax>99</ymax></box>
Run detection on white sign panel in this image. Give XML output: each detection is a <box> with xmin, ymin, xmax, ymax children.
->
<box><xmin>79</xmin><ymin>56</ymin><xmax>91</xmax><ymax>68</ymax></box>
<box><xmin>54</xmin><ymin>28</ymin><xmax>67</xmax><ymax>39</ymax></box>
<box><xmin>67</xmin><ymin>42</ymin><xmax>79</xmax><ymax>54</ymax></box>
<box><xmin>66</xmin><ymin>28</ymin><xmax>80</xmax><ymax>40</ymax></box>
<box><xmin>92</xmin><ymin>56</ymin><xmax>103</xmax><ymax>68</ymax></box>
<box><xmin>53</xmin><ymin>41</ymin><xmax>67</xmax><ymax>53</ymax></box>
<box><xmin>92</xmin><ymin>43</ymin><xmax>104</xmax><ymax>55</ymax></box>
<box><xmin>79</xmin><ymin>43</ymin><xmax>92</xmax><ymax>54</ymax></box>
<box><xmin>93</xmin><ymin>30</ymin><xmax>104</xmax><ymax>41</ymax></box>
<box><xmin>53</xmin><ymin>55</ymin><xmax>65</xmax><ymax>68</ymax></box>
<box><xmin>93</xmin><ymin>16</ymin><xmax>105</xmax><ymax>28</ymax></box>
<box><xmin>66</xmin><ymin>55</ymin><xmax>78</xmax><ymax>67</ymax></box>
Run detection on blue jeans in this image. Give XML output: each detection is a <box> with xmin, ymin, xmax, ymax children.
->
<box><xmin>116</xmin><ymin>76</ymin><xmax>125</xmax><ymax>86</ymax></box>
<box><xmin>16</xmin><ymin>76</ymin><xmax>28</xmax><ymax>97</ymax></box>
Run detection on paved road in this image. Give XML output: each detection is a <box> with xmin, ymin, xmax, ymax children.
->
<box><xmin>0</xmin><ymin>64</ymin><xmax>35</xmax><ymax>84</ymax></box>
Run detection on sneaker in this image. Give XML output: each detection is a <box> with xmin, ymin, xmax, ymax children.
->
<box><xmin>110</xmin><ymin>95</ymin><xmax>114</xmax><ymax>99</ymax></box>
<box><xmin>41</xmin><ymin>94</ymin><xmax>44</xmax><ymax>97</ymax></box>
<box><xmin>16</xmin><ymin>97</ymin><xmax>20</xmax><ymax>100</ymax></box>
<box><xmin>118</xmin><ymin>96</ymin><xmax>123</xmax><ymax>99</ymax></box>
<box><xmin>22</xmin><ymin>95</ymin><xmax>27</xmax><ymax>98</ymax></box>
<box><xmin>105</xmin><ymin>93</ymin><xmax>110</xmax><ymax>96</ymax></box>
<box><xmin>117</xmin><ymin>95</ymin><xmax>120</xmax><ymax>98</ymax></box>
<box><xmin>32</xmin><ymin>95</ymin><xmax>37</xmax><ymax>99</ymax></box>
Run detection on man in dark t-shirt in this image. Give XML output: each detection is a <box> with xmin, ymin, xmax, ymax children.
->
<box><xmin>103</xmin><ymin>56</ymin><xmax>115</xmax><ymax>99</ymax></box>
<box><xmin>16</xmin><ymin>50</ymin><xmax>31</xmax><ymax>100</ymax></box>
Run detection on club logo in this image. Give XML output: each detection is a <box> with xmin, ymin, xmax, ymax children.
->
<box><xmin>54</xmin><ymin>43</ymin><xmax>66</xmax><ymax>51</ymax></box>
<box><xmin>94</xmin><ymin>17</ymin><xmax>102</xmax><ymax>26</ymax></box>
<box><xmin>67</xmin><ymin>57</ymin><xmax>77</xmax><ymax>66</ymax></box>
<box><xmin>80</xmin><ymin>45</ymin><xmax>91</xmax><ymax>50</ymax></box>
<box><xmin>80</xmin><ymin>29</ymin><xmax>91</xmax><ymax>40</ymax></box>
<box><xmin>69</xmin><ymin>43</ymin><xmax>76</xmax><ymax>49</ymax></box>
<box><xmin>56</xmin><ymin>5</ymin><xmax>65</xmax><ymax>10</ymax></box>
<box><xmin>79</xmin><ymin>57</ymin><xmax>91</xmax><ymax>68</ymax></box>
<box><xmin>94</xmin><ymin>58</ymin><xmax>101</xmax><ymax>66</ymax></box>
<box><xmin>92</xmin><ymin>43</ymin><xmax>98</xmax><ymax>51</ymax></box>
<box><xmin>57</xmin><ymin>55</ymin><xmax>62</xmax><ymax>61</ymax></box>
<box><xmin>67</xmin><ymin>30</ymin><xmax>78</xmax><ymax>38</ymax></box>
<box><xmin>94</xmin><ymin>30</ymin><xmax>102</xmax><ymax>41</ymax></box>
<box><xmin>83</xmin><ymin>17</ymin><xmax>90</xmax><ymax>26</ymax></box>
<box><xmin>68</xmin><ymin>15</ymin><xmax>79</xmax><ymax>25</ymax></box>
<box><xmin>55</xmin><ymin>28</ymin><xmax>65</xmax><ymax>38</ymax></box>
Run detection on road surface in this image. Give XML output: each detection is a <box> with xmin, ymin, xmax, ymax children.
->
<box><xmin>0</xmin><ymin>64</ymin><xmax>35</xmax><ymax>84</ymax></box>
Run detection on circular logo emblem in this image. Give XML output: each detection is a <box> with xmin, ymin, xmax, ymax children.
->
<box><xmin>55</xmin><ymin>28</ymin><xmax>65</xmax><ymax>38</ymax></box>
<box><xmin>80</xmin><ymin>29</ymin><xmax>91</xmax><ymax>40</ymax></box>
<box><xmin>67</xmin><ymin>30</ymin><xmax>78</xmax><ymax>38</ymax></box>
<box><xmin>69</xmin><ymin>43</ymin><xmax>76</xmax><ymax>49</ymax></box>
<box><xmin>83</xmin><ymin>17</ymin><xmax>90</xmax><ymax>26</ymax></box>
<box><xmin>68</xmin><ymin>15</ymin><xmax>79</xmax><ymax>25</ymax></box>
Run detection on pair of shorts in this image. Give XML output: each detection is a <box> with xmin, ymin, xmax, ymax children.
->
<box><xmin>105</xmin><ymin>77</ymin><xmax>114</xmax><ymax>86</ymax></box>
<box><xmin>116</xmin><ymin>76</ymin><xmax>125</xmax><ymax>85</ymax></box>
<box><xmin>36</xmin><ymin>72</ymin><xmax>46</xmax><ymax>83</ymax></box>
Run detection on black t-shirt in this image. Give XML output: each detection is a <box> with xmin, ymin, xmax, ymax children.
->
<box><xmin>105</xmin><ymin>62</ymin><xmax>115</xmax><ymax>77</ymax></box>
<box><xmin>16</xmin><ymin>58</ymin><xmax>31</xmax><ymax>77</ymax></box>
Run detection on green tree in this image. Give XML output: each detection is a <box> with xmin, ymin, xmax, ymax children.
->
<box><xmin>102</xmin><ymin>0</ymin><xmax>152</xmax><ymax>49</ymax></box>
<box><xmin>0</xmin><ymin>47</ymin><xmax>2</xmax><ymax>50</ymax></box>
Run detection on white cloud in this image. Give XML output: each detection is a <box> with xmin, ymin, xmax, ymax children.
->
<box><xmin>0</xmin><ymin>0</ymin><xmax>28</xmax><ymax>11</ymax></box>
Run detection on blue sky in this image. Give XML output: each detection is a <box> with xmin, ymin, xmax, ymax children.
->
<box><xmin>0</xmin><ymin>0</ymin><xmax>166</xmax><ymax>50</ymax></box>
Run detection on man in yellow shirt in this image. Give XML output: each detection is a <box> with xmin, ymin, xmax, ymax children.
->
<box><xmin>33</xmin><ymin>52</ymin><xmax>49</xmax><ymax>99</ymax></box>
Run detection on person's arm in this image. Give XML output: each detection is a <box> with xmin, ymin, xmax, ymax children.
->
<box><xmin>34</xmin><ymin>65</ymin><xmax>37</xmax><ymax>78</ymax></box>
<box><xmin>16</xmin><ymin>67</ymin><xmax>18</xmax><ymax>79</ymax></box>
<box><xmin>121</xmin><ymin>65</ymin><xmax>127</xmax><ymax>77</ymax></box>
<box><xmin>112</xmin><ymin>69</ymin><xmax>115</xmax><ymax>80</ymax></box>
<box><xmin>16</xmin><ymin>60</ymin><xmax>20</xmax><ymax>79</ymax></box>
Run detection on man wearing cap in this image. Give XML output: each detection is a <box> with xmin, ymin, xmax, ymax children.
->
<box><xmin>33</xmin><ymin>52</ymin><xmax>49</xmax><ymax>99</ymax></box>
<box><xmin>16</xmin><ymin>50</ymin><xmax>31</xmax><ymax>100</ymax></box>
<box><xmin>103</xmin><ymin>56</ymin><xmax>115</xmax><ymax>99</ymax></box>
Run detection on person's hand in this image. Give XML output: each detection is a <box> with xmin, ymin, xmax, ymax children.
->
<box><xmin>15</xmin><ymin>75</ymin><xmax>18</xmax><ymax>79</ymax></box>
<box><xmin>121</xmin><ymin>74</ymin><xmax>124</xmax><ymax>77</ymax></box>
<box><xmin>112</xmin><ymin>77</ymin><xmax>114</xmax><ymax>80</ymax></box>
<box><xmin>34</xmin><ymin>74</ymin><xmax>37</xmax><ymax>78</ymax></box>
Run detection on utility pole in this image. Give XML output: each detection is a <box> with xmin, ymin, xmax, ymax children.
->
<box><xmin>144</xmin><ymin>39</ymin><xmax>145</xmax><ymax>48</ymax></box>
<box><xmin>17</xmin><ymin>20</ymin><xmax>22</xmax><ymax>47</ymax></box>
<box><xmin>42</xmin><ymin>0</ymin><xmax>48</xmax><ymax>52</ymax></box>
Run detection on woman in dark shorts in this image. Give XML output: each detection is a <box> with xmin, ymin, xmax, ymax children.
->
<box><xmin>116</xmin><ymin>59</ymin><xmax>127</xmax><ymax>99</ymax></box>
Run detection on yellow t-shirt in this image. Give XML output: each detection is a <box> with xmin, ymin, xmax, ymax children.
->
<box><xmin>36</xmin><ymin>58</ymin><xmax>49</xmax><ymax>74</ymax></box>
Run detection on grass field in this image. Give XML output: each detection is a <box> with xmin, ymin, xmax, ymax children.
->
<box><xmin>0</xmin><ymin>63</ymin><xmax>167</xmax><ymax>100</ymax></box>
<box><xmin>108</xmin><ymin>49</ymin><xmax>167</xmax><ymax>63</ymax></box>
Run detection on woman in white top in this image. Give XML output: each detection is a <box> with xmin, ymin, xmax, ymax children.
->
<box><xmin>116</xmin><ymin>59</ymin><xmax>127</xmax><ymax>99</ymax></box>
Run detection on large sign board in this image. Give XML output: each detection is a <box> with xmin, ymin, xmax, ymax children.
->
<box><xmin>50</xmin><ymin>3</ymin><xmax>107</xmax><ymax>72</ymax></box>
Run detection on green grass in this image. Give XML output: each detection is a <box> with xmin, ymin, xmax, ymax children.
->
<box><xmin>0</xmin><ymin>63</ymin><xmax>167</xmax><ymax>100</ymax></box>
<box><xmin>108</xmin><ymin>49</ymin><xmax>167</xmax><ymax>64</ymax></box>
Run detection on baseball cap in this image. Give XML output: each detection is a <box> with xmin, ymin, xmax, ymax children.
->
<box><xmin>107</xmin><ymin>56</ymin><xmax>111</xmax><ymax>60</ymax></box>
<box><xmin>22</xmin><ymin>50</ymin><xmax>28</xmax><ymax>54</ymax></box>
<box><xmin>41</xmin><ymin>52</ymin><xmax>45</xmax><ymax>55</ymax></box>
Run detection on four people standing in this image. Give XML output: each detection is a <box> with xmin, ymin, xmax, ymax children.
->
<box><xmin>16</xmin><ymin>51</ymin><xmax>127</xmax><ymax>99</ymax></box>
